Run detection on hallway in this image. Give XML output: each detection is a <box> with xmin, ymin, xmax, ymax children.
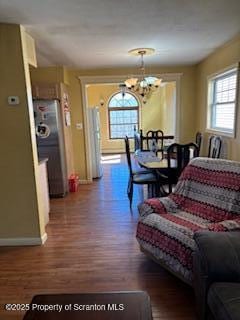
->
<box><xmin>0</xmin><ymin>154</ymin><xmax>196</xmax><ymax>320</ymax></box>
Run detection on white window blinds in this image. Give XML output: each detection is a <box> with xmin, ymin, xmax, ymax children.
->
<box><xmin>208</xmin><ymin>66</ymin><xmax>239</xmax><ymax>135</ymax></box>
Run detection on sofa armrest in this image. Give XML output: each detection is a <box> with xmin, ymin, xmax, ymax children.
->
<box><xmin>193</xmin><ymin>231</ymin><xmax>240</xmax><ymax>320</ymax></box>
<box><xmin>207</xmin><ymin>219</ymin><xmax>240</xmax><ymax>232</ymax></box>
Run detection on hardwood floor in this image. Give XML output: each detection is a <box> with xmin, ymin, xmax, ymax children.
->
<box><xmin>0</xmin><ymin>154</ymin><xmax>196</xmax><ymax>319</ymax></box>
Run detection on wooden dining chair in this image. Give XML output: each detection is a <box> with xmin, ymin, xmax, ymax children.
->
<box><xmin>124</xmin><ymin>136</ymin><xmax>159</xmax><ymax>208</ymax></box>
<box><xmin>208</xmin><ymin>135</ymin><xmax>222</xmax><ymax>158</ymax></box>
<box><xmin>146</xmin><ymin>130</ymin><xmax>164</xmax><ymax>158</ymax></box>
<box><xmin>134</xmin><ymin>130</ymin><xmax>141</xmax><ymax>151</ymax></box>
<box><xmin>166</xmin><ymin>142</ymin><xmax>199</xmax><ymax>193</ymax></box>
<box><xmin>195</xmin><ymin>132</ymin><xmax>202</xmax><ymax>152</ymax></box>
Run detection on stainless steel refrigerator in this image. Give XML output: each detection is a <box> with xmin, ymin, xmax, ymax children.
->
<box><xmin>33</xmin><ymin>99</ymin><xmax>68</xmax><ymax>197</ymax></box>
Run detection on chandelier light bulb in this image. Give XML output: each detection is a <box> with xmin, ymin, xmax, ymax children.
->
<box><xmin>140</xmin><ymin>79</ymin><xmax>148</xmax><ymax>88</ymax></box>
<box><xmin>154</xmin><ymin>78</ymin><xmax>162</xmax><ymax>87</ymax></box>
<box><xmin>125</xmin><ymin>78</ymin><xmax>138</xmax><ymax>88</ymax></box>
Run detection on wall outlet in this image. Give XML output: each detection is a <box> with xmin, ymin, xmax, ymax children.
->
<box><xmin>8</xmin><ymin>96</ymin><xmax>20</xmax><ymax>105</ymax></box>
<box><xmin>76</xmin><ymin>123</ymin><xmax>83</xmax><ymax>130</ymax></box>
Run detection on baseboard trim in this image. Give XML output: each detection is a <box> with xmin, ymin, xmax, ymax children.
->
<box><xmin>79</xmin><ymin>179</ymin><xmax>92</xmax><ymax>184</ymax></box>
<box><xmin>41</xmin><ymin>232</ymin><xmax>48</xmax><ymax>244</ymax></box>
<box><xmin>102</xmin><ymin>149</ymin><xmax>125</xmax><ymax>154</ymax></box>
<box><xmin>0</xmin><ymin>232</ymin><xmax>48</xmax><ymax>246</ymax></box>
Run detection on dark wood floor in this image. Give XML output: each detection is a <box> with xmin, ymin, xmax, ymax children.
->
<box><xmin>0</xmin><ymin>154</ymin><xmax>196</xmax><ymax>319</ymax></box>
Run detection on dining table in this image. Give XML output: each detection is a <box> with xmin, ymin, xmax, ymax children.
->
<box><xmin>134</xmin><ymin>150</ymin><xmax>177</xmax><ymax>197</ymax></box>
<box><xmin>135</xmin><ymin>150</ymin><xmax>176</xmax><ymax>170</ymax></box>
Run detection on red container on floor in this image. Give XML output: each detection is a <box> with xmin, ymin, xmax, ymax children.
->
<box><xmin>69</xmin><ymin>174</ymin><xmax>79</xmax><ymax>192</ymax></box>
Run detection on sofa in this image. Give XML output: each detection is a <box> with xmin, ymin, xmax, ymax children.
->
<box><xmin>194</xmin><ymin>231</ymin><xmax>240</xmax><ymax>320</ymax></box>
<box><xmin>136</xmin><ymin>157</ymin><xmax>240</xmax><ymax>285</ymax></box>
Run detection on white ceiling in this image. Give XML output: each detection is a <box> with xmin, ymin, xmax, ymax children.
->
<box><xmin>0</xmin><ymin>0</ymin><xmax>239</xmax><ymax>69</ymax></box>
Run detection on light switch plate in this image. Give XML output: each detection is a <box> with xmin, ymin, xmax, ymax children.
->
<box><xmin>76</xmin><ymin>123</ymin><xmax>83</xmax><ymax>130</ymax></box>
<box><xmin>8</xmin><ymin>96</ymin><xmax>20</xmax><ymax>105</ymax></box>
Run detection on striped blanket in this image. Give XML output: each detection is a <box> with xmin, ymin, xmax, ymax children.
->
<box><xmin>136</xmin><ymin>157</ymin><xmax>240</xmax><ymax>285</ymax></box>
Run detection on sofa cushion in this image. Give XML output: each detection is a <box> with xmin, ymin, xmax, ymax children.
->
<box><xmin>137</xmin><ymin>210</ymin><xmax>207</xmax><ymax>284</ymax></box>
<box><xmin>208</xmin><ymin>282</ymin><xmax>240</xmax><ymax>320</ymax></box>
<box><xmin>141</xmin><ymin>158</ymin><xmax>240</xmax><ymax>221</ymax></box>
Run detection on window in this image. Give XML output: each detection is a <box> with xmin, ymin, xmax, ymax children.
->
<box><xmin>108</xmin><ymin>92</ymin><xmax>139</xmax><ymax>139</ymax></box>
<box><xmin>208</xmin><ymin>67</ymin><xmax>239</xmax><ymax>136</ymax></box>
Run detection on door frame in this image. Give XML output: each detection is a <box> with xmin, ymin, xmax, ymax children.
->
<box><xmin>79</xmin><ymin>73</ymin><xmax>182</xmax><ymax>182</ymax></box>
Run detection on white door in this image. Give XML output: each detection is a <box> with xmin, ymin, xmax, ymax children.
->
<box><xmin>89</xmin><ymin>107</ymin><xmax>103</xmax><ymax>178</ymax></box>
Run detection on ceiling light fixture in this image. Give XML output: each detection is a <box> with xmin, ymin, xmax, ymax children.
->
<box><xmin>121</xmin><ymin>48</ymin><xmax>162</xmax><ymax>104</ymax></box>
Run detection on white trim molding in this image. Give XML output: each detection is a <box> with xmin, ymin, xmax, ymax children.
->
<box><xmin>0</xmin><ymin>232</ymin><xmax>48</xmax><ymax>246</ymax></box>
<box><xmin>79</xmin><ymin>73</ymin><xmax>182</xmax><ymax>181</ymax></box>
<box><xmin>205</xmin><ymin>64</ymin><xmax>239</xmax><ymax>138</ymax></box>
<box><xmin>41</xmin><ymin>232</ymin><xmax>48</xmax><ymax>244</ymax></box>
<box><xmin>102</xmin><ymin>149</ymin><xmax>125</xmax><ymax>154</ymax></box>
<box><xmin>79</xmin><ymin>179</ymin><xmax>92</xmax><ymax>184</ymax></box>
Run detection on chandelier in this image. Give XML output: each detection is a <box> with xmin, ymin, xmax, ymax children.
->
<box><xmin>121</xmin><ymin>48</ymin><xmax>162</xmax><ymax>104</ymax></box>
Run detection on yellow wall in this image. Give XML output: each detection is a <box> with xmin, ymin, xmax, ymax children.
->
<box><xmin>86</xmin><ymin>84</ymin><xmax>123</xmax><ymax>153</ymax></box>
<box><xmin>67</xmin><ymin>70</ymin><xmax>87</xmax><ymax>179</ymax></box>
<box><xmin>25</xmin><ymin>32</ymin><xmax>37</xmax><ymax>67</ymax></box>
<box><xmin>0</xmin><ymin>24</ymin><xmax>45</xmax><ymax>241</ymax></box>
<box><xmin>59</xmin><ymin>83</ymin><xmax>75</xmax><ymax>177</ymax></box>
<box><xmin>196</xmin><ymin>35</ymin><xmax>240</xmax><ymax>159</ymax></box>
<box><xmin>141</xmin><ymin>82</ymin><xmax>175</xmax><ymax>135</ymax></box>
<box><xmin>30</xmin><ymin>66</ymin><xmax>68</xmax><ymax>84</ymax></box>
<box><xmin>164</xmin><ymin>82</ymin><xmax>176</xmax><ymax>135</ymax></box>
<box><xmin>141</xmin><ymin>89</ymin><xmax>164</xmax><ymax>132</ymax></box>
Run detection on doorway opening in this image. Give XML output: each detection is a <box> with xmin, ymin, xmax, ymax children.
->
<box><xmin>81</xmin><ymin>74</ymin><xmax>181</xmax><ymax>182</ymax></box>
